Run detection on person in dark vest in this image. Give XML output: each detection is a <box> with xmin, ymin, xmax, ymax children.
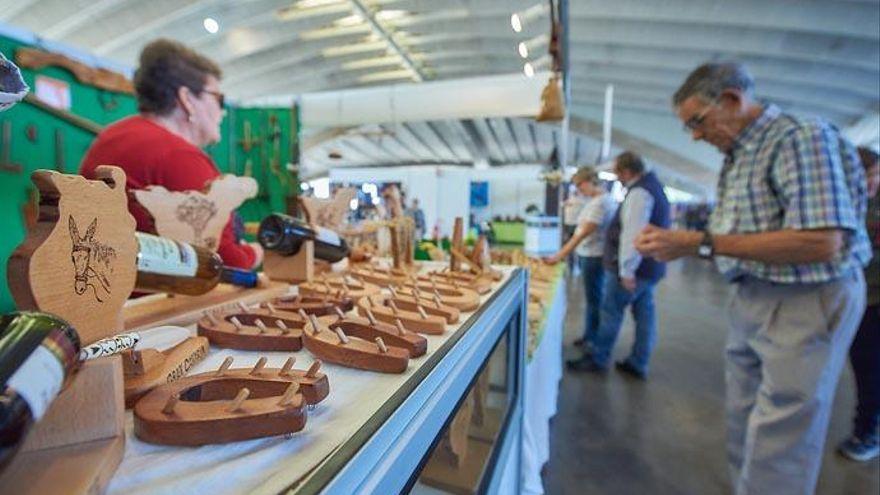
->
<box><xmin>568</xmin><ymin>151</ymin><xmax>670</xmax><ymax>379</ymax></box>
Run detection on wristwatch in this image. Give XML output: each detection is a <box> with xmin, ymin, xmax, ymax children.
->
<box><xmin>697</xmin><ymin>230</ymin><xmax>715</xmax><ymax>259</ymax></box>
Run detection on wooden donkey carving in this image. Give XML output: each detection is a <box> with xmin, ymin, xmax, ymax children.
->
<box><xmin>8</xmin><ymin>165</ymin><xmax>138</xmax><ymax>345</ymax></box>
<box><xmin>134</xmin><ymin>175</ymin><xmax>258</xmax><ymax>251</ymax></box>
<box><xmin>68</xmin><ymin>215</ymin><xmax>117</xmax><ymax>302</ymax></box>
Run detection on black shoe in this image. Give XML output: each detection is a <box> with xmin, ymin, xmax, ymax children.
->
<box><xmin>572</xmin><ymin>337</ymin><xmax>585</xmax><ymax>347</ymax></box>
<box><xmin>615</xmin><ymin>360</ymin><xmax>647</xmax><ymax>380</ymax></box>
<box><xmin>566</xmin><ymin>355</ymin><xmax>607</xmax><ymax>373</ymax></box>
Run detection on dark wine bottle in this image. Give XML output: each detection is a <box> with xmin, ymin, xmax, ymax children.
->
<box><xmin>258</xmin><ymin>214</ymin><xmax>349</xmax><ymax>263</ymax></box>
<box><xmin>0</xmin><ymin>312</ymin><xmax>81</xmax><ymax>473</ymax></box>
<box><xmin>134</xmin><ymin>233</ymin><xmax>257</xmax><ymax>295</ymax></box>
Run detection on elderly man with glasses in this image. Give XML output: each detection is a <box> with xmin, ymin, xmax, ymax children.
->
<box><xmin>635</xmin><ymin>62</ymin><xmax>871</xmax><ymax>495</ymax></box>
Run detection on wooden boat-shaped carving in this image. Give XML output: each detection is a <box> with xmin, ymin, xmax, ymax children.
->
<box><xmin>396</xmin><ymin>282</ymin><xmax>480</xmax><ymax>312</ymax></box>
<box><xmin>264</xmin><ymin>294</ymin><xmax>353</xmax><ymax>316</ymax></box>
<box><xmin>302</xmin><ymin>314</ymin><xmax>410</xmax><ymax>373</ymax></box>
<box><xmin>326</xmin><ymin>308</ymin><xmax>428</xmax><ymax>358</ymax></box>
<box><xmin>347</xmin><ymin>264</ymin><xmax>411</xmax><ymax>287</ymax></box>
<box><xmin>197</xmin><ymin>303</ymin><xmax>305</xmax><ymax>351</ymax></box>
<box><xmin>123</xmin><ymin>336</ymin><xmax>209</xmax><ymax>408</ymax></box>
<box><xmin>134</xmin><ymin>356</ymin><xmax>327</xmax><ymax>446</ymax></box>
<box><xmin>420</xmin><ymin>270</ymin><xmax>493</xmax><ymax>295</ymax></box>
<box><xmin>356</xmin><ymin>295</ymin><xmax>446</xmax><ymax>335</ymax></box>
<box><xmin>298</xmin><ymin>274</ymin><xmax>381</xmax><ymax>300</ymax></box>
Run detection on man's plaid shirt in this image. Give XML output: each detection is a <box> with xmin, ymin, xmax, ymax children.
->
<box><xmin>710</xmin><ymin>104</ymin><xmax>871</xmax><ymax>284</ymax></box>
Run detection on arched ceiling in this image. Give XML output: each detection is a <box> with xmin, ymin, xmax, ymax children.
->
<box><xmin>2</xmin><ymin>0</ymin><xmax>878</xmax><ymax>195</ymax></box>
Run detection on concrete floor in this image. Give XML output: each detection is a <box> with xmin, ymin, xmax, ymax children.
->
<box><xmin>543</xmin><ymin>258</ymin><xmax>880</xmax><ymax>495</ymax></box>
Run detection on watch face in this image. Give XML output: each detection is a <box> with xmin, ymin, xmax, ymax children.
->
<box><xmin>698</xmin><ymin>245</ymin><xmax>712</xmax><ymax>258</ymax></box>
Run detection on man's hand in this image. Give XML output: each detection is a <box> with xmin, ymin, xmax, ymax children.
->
<box><xmin>621</xmin><ymin>276</ymin><xmax>637</xmax><ymax>292</ymax></box>
<box><xmin>247</xmin><ymin>241</ymin><xmax>264</xmax><ymax>269</ymax></box>
<box><xmin>635</xmin><ymin>225</ymin><xmax>701</xmax><ymax>262</ymax></box>
<box><xmin>543</xmin><ymin>253</ymin><xmax>563</xmax><ymax>265</ymax></box>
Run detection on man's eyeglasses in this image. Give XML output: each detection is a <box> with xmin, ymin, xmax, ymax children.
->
<box><xmin>683</xmin><ymin>103</ymin><xmax>715</xmax><ymax>132</ymax></box>
<box><xmin>202</xmin><ymin>90</ymin><xmax>225</xmax><ymax>108</ymax></box>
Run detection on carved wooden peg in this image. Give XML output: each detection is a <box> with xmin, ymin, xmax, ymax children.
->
<box><xmin>250</xmin><ymin>357</ymin><xmax>268</xmax><ymax>375</ymax></box>
<box><xmin>205</xmin><ymin>311</ymin><xmax>219</xmax><ymax>325</ymax></box>
<box><xmin>365</xmin><ymin>308</ymin><xmax>378</xmax><ymax>326</ymax></box>
<box><xmin>307</xmin><ymin>314</ymin><xmax>322</xmax><ymax>335</ymax></box>
<box><xmin>389</xmin><ymin>299</ymin><xmax>400</xmax><ymax>315</ymax></box>
<box><xmin>278</xmin><ymin>382</ymin><xmax>300</xmax><ymax>406</ymax></box>
<box><xmin>306</xmin><ymin>360</ymin><xmax>321</xmax><ymax>378</ymax></box>
<box><xmin>265</xmin><ymin>302</ymin><xmax>278</xmax><ymax>314</ymax></box>
<box><xmin>229</xmin><ymin>316</ymin><xmax>244</xmax><ymax>331</ymax></box>
<box><xmin>275</xmin><ymin>319</ymin><xmax>289</xmax><ymax>333</ymax></box>
<box><xmin>416</xmin><ymin>305</ymin><xmax>429</xmax><ymax>320</ymax></box>
<box><xmin>395</xmin><ymin>318</ymin><xmax>407</xmax><ymax>336</ymax></box>
<box><xmin>228</xmin><ymin>388</ymin><xmax>250</xmax><ymax>412</ymax></box>
<box><xmin>375</xmin><ymin>337</ymin><xmax>388</xmax><ymax>354</ymax></box>
<box><xmin>237</xmin><ymin>302</ymin><xmax>250</xmax><ymax>313</ymax></box>
<box><xmin>279</xmin><ymin>357</ymin><xmax>295</xmax><ymax>376</ymax></box>
<box><xmin>334</xmin><ymin>306</ymin><xmax>346</xmax><ymax>319</ymax></box>
<box><xmin>387</xmin><ymin>285</ymin><xmax>398</xmax><ymax>298</ymax></box>
<box><xmin>254</xmin><ymin>318</ymin><xmax>268</xmax><ymax>333</ymax></box>
<box><xmin>298</xmin><ymin>309</ymin><xmax>310</xmax><ymax>321</ymax></box>
<box><xmin>217</xmin><ymin>356</ymin><xmax>234</xmax><ymax>375</ymax></box>
<box><xmin>162</xmin><ymin>394</ymin><xmax>179</xmax><ymax>415</ymax></box>
<box><xmin>335</xmin><ymin>327</ymin><xmax>350</xmax><ymax>344</ymax></box>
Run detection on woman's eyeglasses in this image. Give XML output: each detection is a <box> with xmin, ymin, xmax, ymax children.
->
<box><xmin>202</xmin><ymin>90</ymin><xmax>225</xmax><ymax>108</ymax></box>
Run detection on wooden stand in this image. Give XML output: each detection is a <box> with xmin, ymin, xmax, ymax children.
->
<box><xmin>0</xmin><ymin>356</ymin><xmax>125</xmax><ymax>495</ymax></box>
<box><xmin>302</xmin><ymin>314</ymin><xmax>410</xmax><ymax>373</ymax></box>
<box><xmin>263</xmin><ymin>240</ymin><xmax>314</xmax><ymax>283</ymax></box>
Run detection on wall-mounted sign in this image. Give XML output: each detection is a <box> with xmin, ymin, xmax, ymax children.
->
<box><xmin>34</xmin><ymin>75</ymin><xmax>71</xmax><ymax>110</ymax></box>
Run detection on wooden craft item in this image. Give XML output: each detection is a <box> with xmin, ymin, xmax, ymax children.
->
<box><xmin>263</xmin><ymin>239</ymin><xmax>314</xmax><ymax>283</ymax></box>
<box><xmin>264</xmin><ymin>294</ymin><xmax>354</xmax><ymax>316</ymax></box>
<box><xmin>326</xmin><ymin>311</ymin><xmax>427</xmax><ymax>358</ymax></box>
<box><xmin>422</xmin><ymin>270</ymin><xmax>493</xmax><ymax>295</ymax></box>
<box><xmin>133</xmin><ymin>174</ymin><xmax>258</xmax><ymax>251</ymax></box>
<box><xmin>299</xmin><ymin>187</ymin><xmax>356</xmax><ymax>230</ymax></box>
<box><xmin>375</xmin><ymin>291</ymin><xmax>460</xmax><ymax>324</ymax></box>
<box><xmin>450</xmin><ymin>217</ymin><xmax>464</xmax><ymax>272</ymax></box>
<box><xmin>123</xmin><ymin>279</ymin><xmax>289</xmax><ymax>331</ymax></box>
<box><xmin>16</xmin><ymin>47</ymin><xmax>134</xmax><ymax>94</ymax></box>
<box><xmin>356</xmin><ymin>295</ymin><xmax>446</xmax><ymax>335</ymax></box>
<box><xmin>133</xmin><ymin>359</ymin><xmax>326</xmax><ymax>446</ymax></box>
<box><xmin>8</xmin><ymin>165</ymin><xmax>138</xmax><ymax>345</ymax></box>
<box><xmin>298</xmin><ymin>273</ymin><xmax>381</xmax><ymax>300</ymax></box>
<box><xmin>197</xmin><ymin>306</ymin><xmax>305</xmax><ymax>352</ymax></box>
<box><xmin>397</xmin><ymin>280</ymin><xmax>481</xmax><ymax>312</ymax></box>
<box><xmin>302</xmin><ymin>315</ymin><xmax>410</xmax><ymax>373</ymax></box>
<box><xmin>347</xmin><ymin>263</ymin><xmax>412</xmax><ymax>287</ymax></box>
<box><xmin>123</xmin><ymin>336</ymin><xmax>209</xmax><ymax>408</ymax></box>
<box><xmin>0</xmin><ymin>356</ymin><xmax>125</xmax><ymax>495</ymax></box>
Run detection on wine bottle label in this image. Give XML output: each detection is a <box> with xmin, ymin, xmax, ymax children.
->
<box><xmin>314</xmin><ymin>226</ymin><xmax>342</xmax><ymax>247</ymax></box>
<box><xmin>7</xmin><ymin>346</ymin><xmax>64</xmax><ymax>420</ymax></box>
<box><xmin>137</xmin><ymin>234</ymin><xmax>198</xmax><ymax>277</ymax></box>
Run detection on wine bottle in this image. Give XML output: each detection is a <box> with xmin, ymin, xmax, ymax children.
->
<box><xmin>0</xmin><ymin>312</ymin><xmax>81</xmax><ymax>473</ymax></box>
<box><xmin>258</xmin><ymin>214</ymin><xmax>349</xmax><ymax>263</ymax></box>
<box><xmin>134</xmin><ymin>233</ymin><xmax>257</xmax><ymax>295</ymax></box>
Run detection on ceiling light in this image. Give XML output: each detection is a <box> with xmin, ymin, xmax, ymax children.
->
<box><xmin>203</xmin><ymin>17</ymin><xmax>219</xmax><ymax>34</ymax></box>
<box><xmin>518</xmin><ymin>42</ymin><xmax>528</xmax><ymax>58</ymax></box>
<box><xmin>510</xmin><ymin>13</ymin><xmax>522</xmax><ymax>32</ymax></box>
<box><xmin>523</xmin><ymin>62</ymin><xmax>535</xmax><ymax>78</ymax></box>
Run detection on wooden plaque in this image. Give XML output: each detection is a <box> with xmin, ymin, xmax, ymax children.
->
<box><xmin>7</xmin><ymin>166</ymin><xmax>138</xmax><ymax>345</ymax></box>
<box><xmin>133</xmin><ymin>174</ymin><xmax>258</xmax><ymax>251</ymax></box>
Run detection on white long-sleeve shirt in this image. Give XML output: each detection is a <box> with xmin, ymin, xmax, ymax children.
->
<box><xmin>618</xmin><ymin>184</ymin><xmax>654</xmax><ymax>279</ymax></box>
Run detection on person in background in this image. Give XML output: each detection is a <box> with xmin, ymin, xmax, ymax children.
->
<box><xmin>571</xmin><ymin>152</ymin><xmax>670</xmax><ymax>378</ymax></box>
<box><xmin>543</xmin><ymin>167</ymin><xmax>615</xmax><ymax>358</ymax></box>
<box><xmin>838</xmin><ymin>146</ymin><xmax>880</xmax><ymax>462</ymax></box>
<box><xmin>80</xmin><ymin>39</ymin><xmax>261</xmax><ymax>270</ymax></box>
<box><xmin>406</xmin><ymin>198</ymin><xmax>426</xmax><ymax>241</ymax></box>
<box><xmin>635</xmin><ymin>62</ymin><xmax>869</xmax><ymax>495</ymax></box>
<box><xmin>561</xmin><ymin>190</ymin><xmax>587</xmax><ymax>272</ymax></box>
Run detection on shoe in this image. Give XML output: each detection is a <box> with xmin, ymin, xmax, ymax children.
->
<box><xmin>615</xmin><ymin>360</ymin><xmax>647</xmax><ymax>380</ymax></box>
<box><xmin>838</xmin><ymin>435</ymin><xmax>880</xmax><ymax>462</ymax></box>
<box><xmin>566</xmin><ymin>355</ymin><xmax>607</xmax><ymax>373</ymax></box>
<box><xmin>573</xmin><ymin>337</ymin><xmax>585</xmax><ymax>347</ymax></box>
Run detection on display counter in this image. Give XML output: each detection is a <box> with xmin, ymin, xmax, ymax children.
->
<box><xmin>106</xmin><ymin>263</ymin><xmax>529</xmax><ymax>495</ymax></box>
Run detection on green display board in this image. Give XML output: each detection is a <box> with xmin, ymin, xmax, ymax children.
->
<box><xmin>0</xmin><ymin>34</ymin><xmax>300</xmax><ymax>312</ymax></box>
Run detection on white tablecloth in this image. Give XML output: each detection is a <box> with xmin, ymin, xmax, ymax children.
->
<box><xmin>521</xmin><ymin>277</ymin><xmax>566</xmax><ymax>494</ymax></box>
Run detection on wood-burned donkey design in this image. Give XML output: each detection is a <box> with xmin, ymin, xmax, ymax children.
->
<box><xmin>68</xmin><ymin>215</ymin><xmax>117</xmax><ymax>302</ymax></box>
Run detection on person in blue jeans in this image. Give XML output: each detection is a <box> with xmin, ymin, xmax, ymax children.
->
<box><xmin>543</xmin><ymin>167</ymin><xmax>615</xmax><ymax>353</ymax></box>
<box><xmin>569</xmin><ymin>151</ymin><xmax>670</xmax><ymax>379</ymax></box>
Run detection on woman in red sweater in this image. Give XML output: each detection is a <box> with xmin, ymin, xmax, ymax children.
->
<box><xmin>80</xmin><ymin>39</ymin><xmax>261</xmax><ymax>269</ymax></box>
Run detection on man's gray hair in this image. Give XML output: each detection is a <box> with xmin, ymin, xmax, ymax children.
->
<box><xmin>672</xmin><ymin>62</ymin><xmax>755</xmax><ymax>107</ymax></box>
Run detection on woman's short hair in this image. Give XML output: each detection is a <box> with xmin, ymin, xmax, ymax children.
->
<box><xmin>134</xmin><ymin>39</ymin><xmax>222</xmax><ymax>115</ymax></box>
<box><xmin>571</xmin><ymin>166</ymin><xmax>600</xmax><ymax>186</ymax></box>
<box><xmin>614</xmin><ymin>151</ymin><xmax>646</xmax><ymax>175</ymax></box>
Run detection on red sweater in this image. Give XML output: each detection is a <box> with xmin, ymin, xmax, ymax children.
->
<box><xmin>80</xmin><ymin>116</ymin><xmax>256</xmax><ymax>269</ymax></box>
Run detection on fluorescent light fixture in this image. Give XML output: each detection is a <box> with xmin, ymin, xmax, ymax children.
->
<box><xmin>510</xmin><ymin>13</ymin><xmax>522</xmax><ymax>32</ymax></box>
<box><xmin>518</xmin><ymin>42</ymin><xmax>528</xmax><ymax>58</ymax></box>
<box><xmin>523</xmin><ymin>62</ymin><xmax>535</xmax><ymax>78</ymax></box>
<box><xmin>203</xmin><ymin>17</ymin><xmax>220</xmax><ymax>34</ymax></box>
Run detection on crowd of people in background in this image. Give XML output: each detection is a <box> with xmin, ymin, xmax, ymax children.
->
<box><xmin>546</xmin><ymin>62</ymin><xmax>878</xmax><ymax>495</ymax></box>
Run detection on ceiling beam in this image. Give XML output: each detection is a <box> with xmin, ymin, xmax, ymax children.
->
<box><xmin>348</xmin><ymin>0</ymin><xmax>425</xmax><ymax>81</ymax></box>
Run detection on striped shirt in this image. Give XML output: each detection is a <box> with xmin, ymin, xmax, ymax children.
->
<box><xmin>710</xmin><ymin>104</ymin><xmax>871</xmax><ymax>284</ymax></box>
